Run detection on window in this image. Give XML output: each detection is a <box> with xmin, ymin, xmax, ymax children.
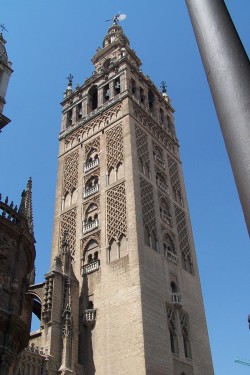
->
<box><xmin>114</xmin><ymin>77</ymin><xmax>121</xmax><ymax>95</ymax></box>
<box><xmin>160</xmin><ymin>107</ymin><xmax>164</xmax><ymax>123</ymax></box>
<box><xmin>131</xmin><ymin>78</ymin><xmax>136</xmax><ymax>94</ymax></box>
<box><xmin>66</xmin><ymin>109</ymin><xmax>72</xmax><ymax>128</ymax></box>
<box><xmin>148</xmin><ymin>89</ymin><xmax>155</xmax><ymax>111</ymax></box>
<box><xmin>77</xmin><ymin>103</ymin><xmax>82</xmax><ymax>119</ymax></box>
<box><xmin>103</xmin><ymin>84</ymin><xmax>110</xmax><ymax>102</ymax></box>
<box><xmin>87</xmin><ymin>85</ymin><xmax>98</xmax><ymax>113</ymax></box>
<box><xmin>140</xmin><ymin>87</ymin><xmax>145</xmax><ymax>103</ymax></box>
<box><xmin>160</xmin><ymin>199</ymin><xmax>171</xmax><ymax>225</ymax></box>
<box><xmin>83</xmin><ymin>176</ymin><xmax>99</xmax><ymax>198</ymax></box>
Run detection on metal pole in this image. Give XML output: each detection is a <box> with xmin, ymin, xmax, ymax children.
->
<box><xmin>185</xmin><ymin>0</ymin><xmax>250</xmax><ymax>235</ymax></box>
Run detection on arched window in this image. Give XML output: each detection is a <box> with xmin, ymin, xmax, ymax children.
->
<box><xmin>160</xmin><ymin>199</ymin><xmax>171</xmax><ymax>225</ymax></box>
<box><xmin>119</xmin><ymin>234</ymin><xmax>127</xmax><ymax>258</ymax></box>
<box><xmin>183</xmin><ymin>329</ymin><xmax>192</xmax><ymax>359</ymax></box>
<box><xmin>64</xmin><ymin>192</ymin><xmax>71</xmax><ymax>208</ymax></box>
<box><xmin>71</xmin><ymin>188</ymin><xmax>77</xmax><ymax>204</ymax></box>
<box><xmin>116</xmin><ymin>162</ymin><xmax>124</xmax><ymax>180</ymax></box>
<box><xmin>169</xmin><ymin>323</ymin><xmax>179</xmax><ymax>354</ymax></box>
<box><xmin>87</xmin><ymin>85</ymin><xmax>98</xmax><ymax>113</ymax></box>
<box><xmin>84</xmin><ymin>176</ymin><xmax>99</xmax><ymax>198</ymax></box>
<box><xmin>171</xmin><ymin>281</ymin><xmax>178</xmax><ymax>294</ymax></box>
<box><xmin>108</xmin><ymin>166</ymin><xmax>116</xmax><ymax>185</ymax></box>
<box><xmin>84</xmin><ymin>148</ymin><xmax>99</xmax><ymax>172</ymax></box>
<box><xmin>109</xmin><ymin>238</ymin><xmax>117</xmax><ymax>262</ymax></box>
<box><xmin>148</xmin><ymin>89</ymin><xmax>155</xmax><ymax>112</ymax></box>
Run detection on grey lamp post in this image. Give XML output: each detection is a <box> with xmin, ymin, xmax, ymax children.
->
<box><xmin>185</xmin><ymin>0</ymin><xmax>250</xmax><ymax>235</ymax></box>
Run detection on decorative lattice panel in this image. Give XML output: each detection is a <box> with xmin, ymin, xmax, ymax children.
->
<box><xmin>133</xmin><ymin>103</ymin><xmax>176</xmax><ymax>154</ymax></box>
<box><xmin>63</xmin><ymin>150</ymin><xmax>79</xmax><ymax>195</ymax></box>
<box><xmin>174</xmin><ymin>205</ymin><xmax>191</xmax><ymax>257</ymax></box>
<box><xmin>106</xmin><ymin>183</ymin><xmax>127</xmax><ymax>243</ymax></box>
<box><xmin>106</xmin><ymin>123</ymin><xmax>124</xmax><ymax>170</ymax></box>
<box><xmin>135</xmin><ymin>126</ymin><xmax>149</xmax><ymax>164</ymax></box>
<box><xmin>60</xmin><ymin>208</ymin><xmax>77</xmax><ymax>255</ymax></box>
<box><xmin>84</xmin><ymin>136</ymin><xmax>100</xmax><ymax>157</ymax></box>
<box><xmin>140</xmin><ymin>177</ymin><xmax>156</xmax><ymax>233</ymax></box>
<box><xmin>167</xmin><ymin>156</ymin><xmax>181</xmax><ymax>189</ymax></box>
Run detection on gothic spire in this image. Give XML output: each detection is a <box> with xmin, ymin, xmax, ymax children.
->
<box><xmin>19</xmin><ymin>177</ymin><xmax>34</xmax><ymax>236</ymax></box>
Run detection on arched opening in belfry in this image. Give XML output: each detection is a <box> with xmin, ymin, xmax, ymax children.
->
<box><xmin>87</xmin><ymin>85</ymin><xmax>98</xmax><ymax>113</ymax></box>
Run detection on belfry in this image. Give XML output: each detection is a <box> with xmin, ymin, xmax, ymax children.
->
<box><xmin>1</xmin><ymin>19</ymin><xmax>214</xmax><ymax>375</ymax></box>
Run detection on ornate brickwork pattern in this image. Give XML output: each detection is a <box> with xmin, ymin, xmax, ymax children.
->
<box><xmin>106</xmin><ymin>123</ymin><xmax>124</xmax><ymax>170</ymax></box>
<box><xmin>63</xmin><ymin>150</ymin><xmax>79</xmax><ymax>195</ymax></box>
<box><xmin>60</xmin><ymin>208</ymin><xmax>77</xmax><ymax>255</ymax></box>
<box><xmin>174</xmin><ymin>205</ymin><xmax>191</xmax><ymax>258</ymax></box>
<box><xmin>106</xmin><ymin>183</ymin><xmax>127</xmax><ymax>243</ymax></box>
<box><xmin>133</xmin><ymin>104</ymin><xmax>177</xmax><ymax>154</ymax></box>
<box><xmin>64</xmin><ymin>102</ymin><xmax>122</xmax><ymax>147</ymax></box>
<box><xmin>135</xmin><ymin>125</ymin><xmax>149</xmax><ymax>164</ymax></box>
<box><xmin>84</xmin><ymin>136</ymin><xmax>100</xmax><ymax>158</ymax></box>
<box><xmin>167</xmin><ymin>156</ymin><xmax>181</xmax><ymax>190</ymax></box>
<box><xmin>140</xmin><ymin>177</ymin><xmax>156</xmax><ymax>233</ymax></box>
<box><xmin>82</xmin><ymin>231</ymin><xmax>101</xmax><ymax>254</ymax></box>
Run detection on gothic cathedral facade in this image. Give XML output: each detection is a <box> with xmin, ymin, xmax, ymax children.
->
<box><xmin>3</xmin><ymin>24</ymin><xmax>214</xmax><ymax>375</ymax></box>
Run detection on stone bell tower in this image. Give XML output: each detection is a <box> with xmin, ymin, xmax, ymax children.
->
<box><xmin>47</xmin><ymin>20</ymin><xmax>214</xmax><ymax>375</ymax></box>
<box><xmin>15</xmin><ymin>20</ymin><xmax>214</xmax><ymax>375</ymax></box>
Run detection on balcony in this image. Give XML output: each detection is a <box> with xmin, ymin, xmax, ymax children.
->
<box><xmin>171</xmin><ymin>292</ymin><xmax>182</xmax><ymax>307</ymax></box>
<box><xmin>82</xmin><ymin>259</ymin><xmax>100</xmax><ymax>276</ymax></box>
<box><xmin>83</xmin><ymin>184</ymin><xmax>99</xmax><ymax>198</ymax></box>
<box><xmin>83</xmin><ymin>219</ymin><xmax>98</xmax><ymax>234</ymax></box>
<box><xmin>166</xmin><ymin>250</ymin><xmax>178</xmax><ymax>264</ymax></box>
<box><xmin>83</xmin><ymin>309</ymin><xmax>96</xmax><ymax>327</ymax></box>
<box><xmin>157</xmin><ymin>181</ymin><xmax>169</xmax><ymax>194</ymax></box>
<box><xmin>84</xmin><ymin>158</ymin><xmax>99</xmax><ymax>173</ymax></box>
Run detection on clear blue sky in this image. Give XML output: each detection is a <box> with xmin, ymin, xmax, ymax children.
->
<box><xmin>1</xmin><ymin>1</ymin><xmax>249</xmax><ymax>374</ymax></box>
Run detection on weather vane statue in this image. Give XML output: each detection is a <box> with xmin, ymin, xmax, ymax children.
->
<box><xmin>106</xmin><ymin>13</ymin><xmax>127</xmax><ymax>25</ymax></box>
<box><xmin>0</xmin><ymin>24</ymin><xmax>8</xmax><ymax>33</ymax></box>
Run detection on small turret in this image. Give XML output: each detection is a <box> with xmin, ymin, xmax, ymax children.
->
<box><xmin>19</xmin><ymin>177</ymin><xmax>34</xmax><ymax>236</ymax></box>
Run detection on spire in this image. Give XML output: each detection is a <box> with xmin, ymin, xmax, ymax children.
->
<box><xmin>19</xmin><ymin>177</ymin><xmax>34</xmax><ymax>236</ymax></box>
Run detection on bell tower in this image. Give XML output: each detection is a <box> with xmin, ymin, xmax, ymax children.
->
<box><xmin>47</xmin><ymin>20</ymin><xmax>214</xmax><ymax>374</ymax></box>
<box><xmin>15</xmin><ymin>20</ymin><xmax>214</xmax><ymax>375</ymax></box>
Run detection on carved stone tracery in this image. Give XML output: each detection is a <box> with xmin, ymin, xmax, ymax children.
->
<box><xmin>106</xmin><ymin>183</ymin><xmax>127</xmax><ymax>243</ymax></box>
<box><xmin>65</xmin><ymin>102</ymin><xmax>122</xmax><ymax>147</ymax></box>
<box><xmin>84</xmin><ymin>136</ymin><xmax>100</xmax><ymax>158</ymax></box>
<box><xmin>140</xmin><ymin>177</ymin><xmax>156</xmax><ymax>233</ymax></box>
<box><xmin>106</xmin><ymin>123</ymin><xmax>124</xmax><ymax>170</ymax></box>
<box><xmin>133</xmin><ymin>104</ymin><xmax>176</xmax><ymax>153</ymax></box>
<box><xmin>63</xmin><ymin>150</ymin><xmax>79</xmax><ymax>195</ymax></box>
<box><xmin>135</xmin><ymin>125</ymin><xmax>149</xmax><ymax>165</ymax></box>
<box><xmin>60</xmin><ymin>208</ymin><xmax>77</xmax><ymax>256</ymax></box>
